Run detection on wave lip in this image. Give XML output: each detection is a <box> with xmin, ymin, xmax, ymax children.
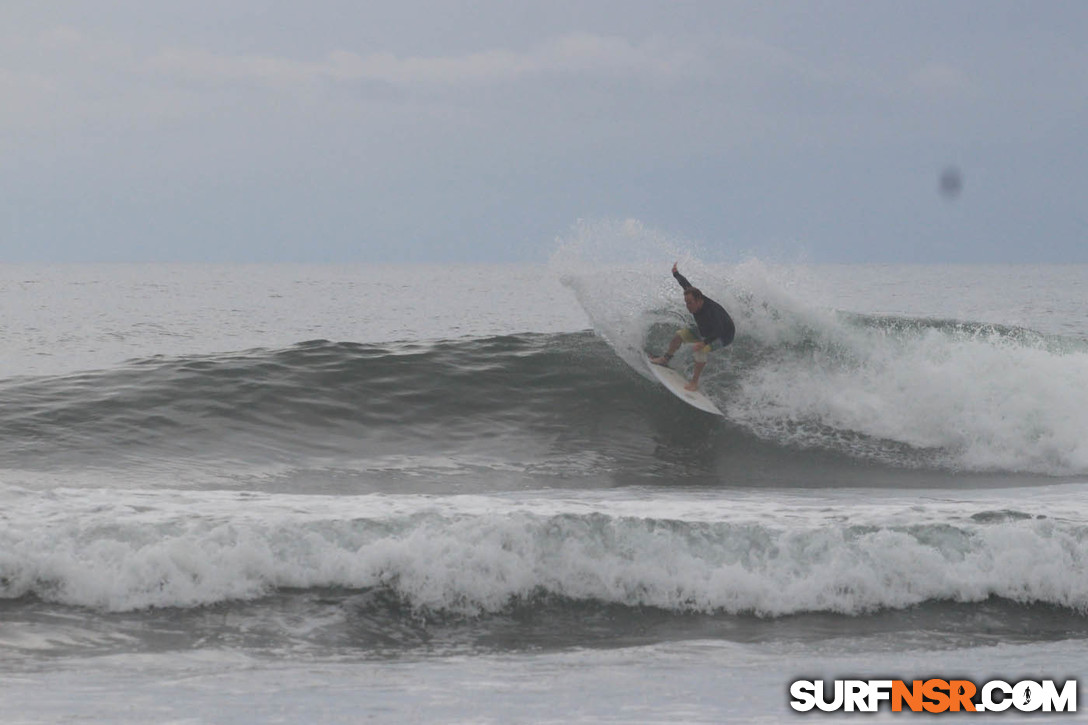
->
<box><xmin>3</xmin><ymin>489</ymin><xmax>1086</xmax><ymax>616</ymax></box>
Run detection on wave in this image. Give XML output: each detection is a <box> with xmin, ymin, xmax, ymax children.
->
<box><xmin>557</xmin><ymin>250</ymin><xmax>1088</xmax><ymax>475</ymax></box>
<box><xmin>1</xmin><ymin>236</ymin><xmax>1087</xmax><ymax>477</ymax></box>
<box><xmin>2</xmin><ymin>488</ymin><xmax>1086</xmax><ymax>616</ymax></box>
<box><xmin>1</xmin><ymin>306</ymin><xmax>1087</xmax><ymax>477</ymax></box>
<box><xmin>0</xmin><ymin>333</ymin><xmax>668</xmax><ymax>474</ymax></box>
<box><xmin>725</xmin><ymin>309</ymin><xmax>1088</xmax><ymax>474</ymax></box>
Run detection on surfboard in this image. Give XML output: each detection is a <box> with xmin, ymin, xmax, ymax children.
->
<box><xmin>646</xmin><ymin>358</ymin><xmax>723</xmax><ymax>415</ymax></box>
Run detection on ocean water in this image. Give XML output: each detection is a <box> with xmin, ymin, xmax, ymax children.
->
<box><xmin>1</xmin><ymin>248</ymin><xmax>1087</xmax><ymax>721</ymax></box>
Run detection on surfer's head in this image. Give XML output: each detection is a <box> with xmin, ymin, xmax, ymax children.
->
<box><xmin>683</xmin><ymin>288</ymin><xmax>704</xmax><ymax>312</ymax></box>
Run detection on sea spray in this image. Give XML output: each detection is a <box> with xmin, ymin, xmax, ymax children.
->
<box><xmin>551</xmin><ymin>222</ymin><xmax>1088</xmax><ymax>474</ymax></box>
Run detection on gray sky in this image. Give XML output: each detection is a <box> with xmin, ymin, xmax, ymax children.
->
<box><xmin>2</xmin><ymin>1</ymin><xmax>1086</xmax><ymax>263</ymax></box>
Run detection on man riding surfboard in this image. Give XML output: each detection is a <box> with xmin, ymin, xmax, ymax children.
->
<box><xmin>650</xmin><ymin>262</ymin><xmax>735</xmax><ymax>391</ymax></box>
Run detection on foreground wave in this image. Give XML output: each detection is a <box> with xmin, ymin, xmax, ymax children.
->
<box><xmin>2</xmin><ymin>487</ymin><xmax>1086</xmax><ymax>616</ymax></box>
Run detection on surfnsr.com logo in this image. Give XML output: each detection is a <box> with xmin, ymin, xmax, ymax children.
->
<box><xmin>790</xmin><ymin>679</ymin><xmax>1077</xmax><ymax>714</ymax></box>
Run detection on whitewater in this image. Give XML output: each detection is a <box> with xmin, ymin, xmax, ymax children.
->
<box><xmin>1</xmin><ymin>231</ymin><xmax>1086</xmax><ymax>721</ymax></box>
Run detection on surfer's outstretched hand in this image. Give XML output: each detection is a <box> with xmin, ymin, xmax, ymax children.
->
<box><xmin>672</xmin><ymin>261</ymin><xmax>679</xmax><ymax>275</ymax></box>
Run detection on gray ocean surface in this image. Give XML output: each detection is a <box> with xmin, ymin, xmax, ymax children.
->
<box><xmin>1</xmin><ymin>258</ymin><xmax>1087</xmax><ymax>722</ymax></box>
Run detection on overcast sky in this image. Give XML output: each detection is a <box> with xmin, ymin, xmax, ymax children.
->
<box><xmin>1</xmin><ymin>1</ymin><xmax>1085</xmax><ymax>263</ymax></box>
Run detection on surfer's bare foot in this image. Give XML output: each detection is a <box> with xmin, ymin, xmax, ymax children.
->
<box><xmin>649</xmin><ymin>354</ymin><xmax>671</xmax><ymax>366</ymax></box>
<box><xmin>684</xmin><ymin>381</ymin><xmax>698</xmax><ymax>391</ymax></box>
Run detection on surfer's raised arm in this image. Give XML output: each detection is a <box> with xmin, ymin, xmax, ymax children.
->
<box><xmin>672</xmin><ymin>262</ymin><xmax>694</xmax><ymax>291</ymax></box>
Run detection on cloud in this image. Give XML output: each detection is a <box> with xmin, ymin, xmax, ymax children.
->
<box><xmin>146</xmin><ymin>33</ymin><xmax>696</xmax><ymax>90</ymax></box>
<box><xmin>148</xmin><ymin>46</ymin><xmax>326</xmax><ymax>89</ymax></box>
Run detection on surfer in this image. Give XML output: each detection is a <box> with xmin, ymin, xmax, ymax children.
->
<box><xmin>650</xmin><ymin>262</ymin><xmax>735</xmax><ymax>391</ymax></box>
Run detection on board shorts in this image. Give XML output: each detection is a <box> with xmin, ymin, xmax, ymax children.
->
<box><xmin>677</xmin><ymin>327</ymin><xmax>727</xmax><ymax>363</ymax></box>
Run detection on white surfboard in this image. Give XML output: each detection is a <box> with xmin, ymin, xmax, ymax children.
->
<box><xmin>646</xmin><ymin>359</ymin><xmax>723</xmax><ymax>415</ymax></box>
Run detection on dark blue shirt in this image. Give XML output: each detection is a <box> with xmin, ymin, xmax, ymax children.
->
<box><xmin>674</xmin><ymin>269</ymin><xmax>735</xmax><ymax>346</ymax></box>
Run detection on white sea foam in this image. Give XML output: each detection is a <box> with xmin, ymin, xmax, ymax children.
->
<box><xmin>554</xmin><ymin>224</ymin><xmax>1088</xmax><ymax>474</ymax></box>
<box><xmin>3</xmin><ymin>486</ymin><xmax>1086</xmax><ymax>614</ymax></box>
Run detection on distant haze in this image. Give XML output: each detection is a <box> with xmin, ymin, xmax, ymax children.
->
<box><xmin>1</xmin><ymin>1</ymin><xmax>1086</xmax><ymax>263</ymax></box>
